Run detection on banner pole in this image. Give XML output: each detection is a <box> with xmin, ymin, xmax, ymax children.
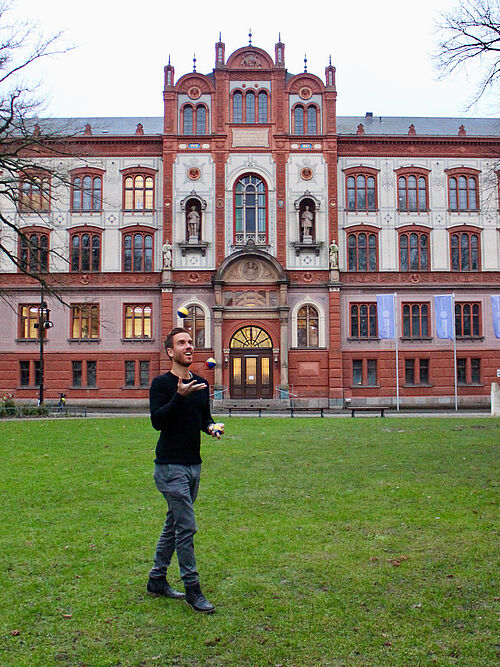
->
<box><xmin>394</xmin><ymin>292</ymin><xmax>399</xmax><ymax>411</ymax></box>
<box><xmin>452</xmin><ymin>292</ymin><xmax>457</xmax><ymax>411</ymax></box>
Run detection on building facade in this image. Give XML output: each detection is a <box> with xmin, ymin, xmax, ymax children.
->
<box><xmin>1</xmin><ymin>39</ymin><xmax>499</xmax><ymax>408</ymax></box>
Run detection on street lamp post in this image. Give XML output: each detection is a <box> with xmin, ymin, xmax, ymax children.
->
<box><xmin>35</xmin><ymin>285</ymin><xmax>53</xmax><ymax>406</ymax></box>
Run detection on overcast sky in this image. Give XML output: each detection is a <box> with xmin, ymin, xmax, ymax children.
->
<box><xmin>13</xmin><ymin>0</ymin><xmax>498</xmax><ymax>120</ymax></box>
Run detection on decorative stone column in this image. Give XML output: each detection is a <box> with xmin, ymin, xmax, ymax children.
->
<box><xmin>213</xmin><ymin>306</ymin><xmax>224</xmax><ymax>390</ymax></box>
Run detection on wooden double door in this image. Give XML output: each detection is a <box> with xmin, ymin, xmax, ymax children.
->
<box><xmin>229</xmin><ymin>326</ymin><xmax>274</xmax><ymax>399</ymax></box>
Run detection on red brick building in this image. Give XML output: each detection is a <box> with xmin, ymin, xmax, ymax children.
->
<box><xmin>1</xmin><ymin>38</ymin><xmax>499</xmax><ymax>408</ymax></box>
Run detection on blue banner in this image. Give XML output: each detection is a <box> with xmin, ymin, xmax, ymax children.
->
<box><xmin>376</xmin><ymin>294</ymin><xmax>395</xmax><ymax>339</ymax></box>
<box><xmin>492</xmin><ymin>296</ymin><xmax>500</xmax><ymax>338</ymax></box>
<box><xmin>434</xmin><ymin>295</ymin><xmax>454</xmax><ymax>339</ymax></box>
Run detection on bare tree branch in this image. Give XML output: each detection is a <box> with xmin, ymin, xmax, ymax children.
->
<box><xmin>434</xmin><ymin>0</ymin><xmax>500</xmax><ymax>108</ymax></box>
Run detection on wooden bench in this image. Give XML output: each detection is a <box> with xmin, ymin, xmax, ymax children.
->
<box><xmin>227</xmin><ymin>405</ymin><xmax>264</xmax><ymax>417</ymax></box>
<box><xmin>349</xmin><ymin>406</ymin><xmax>389</xmax><ymax>418</ymax></box>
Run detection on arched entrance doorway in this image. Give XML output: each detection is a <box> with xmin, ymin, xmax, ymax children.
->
<box><xmin>229</xmin><ymin>326</ymin><xmax>273</xmax><ymax>399</ymax></box>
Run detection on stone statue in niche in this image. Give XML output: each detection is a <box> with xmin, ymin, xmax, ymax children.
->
<box><xmin>301</xmin><ymin>203</ymin><xmax>314</xmax><ymax>242</ymax></box>
<box><xmin>162</xmin><ymin>240</ymin><xmax>173</xmax><ymax>269</ymax></box>
<box><xmin>187</xmin><ymin>205</ymin><xmax>201</xmax><ymax>242</ymax></box>
<box><xmin>329</xmin><ymin>239</ymin><xmax>339</xmax><ymax>269</ymax></box>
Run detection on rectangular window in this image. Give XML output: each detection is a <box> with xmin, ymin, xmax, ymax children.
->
<box><xmin>350</xmin><ymin>303</ymin><xmax>377</xmax><ymax>338</ymax></box>
<box><xmin>353</xmin><ymin>360</ymin><xmax>363</xmax><ymax>385</ymax></box>
<box><xmin>125</xmin><ymin>361</ymin><xmax>135</xmax><ymax>386</ymax></box>
<box><xmin>457</xmin><ymin>357</ymin><xmax>481</xmax><ymax>385</ymax></box>
<box><xmin>20</xmin><ymin>361</ymin><xmax>30</xmax><ymax>386</ymax></box>
<box><xmin>402</xmin><ymin>303</ymin><xmax>429</xmax><ymax>338</ymax></box>
<box><xmin>19</xmin><ymin>305</ymin><xmax>40</xmax><ymax>339</ymax></box>
<box><xmin>71</xmin><ymin>305</ymin><xmax>99</xmax><ymax>339</ymax></box>
<box><xmin>124</xmin><ymin>305</ymin><xmax>152</xmax><ymax>339</ymax></box>
<box><xmin>405</xmin><ymin>358</ymin><xmax>430</xmax><ymax>385</ymax></box>
<box><xmin>140</xmin><ymin>360</ymin><xmax>150</xmax><ymax>387</ymax></box>
<box><xmin>87</xmin><ymin>361</ymin><xmax>97</xmax><ymax>387</ymax></box>
<box><xmin>367</xmin><ymin>359</ymin><xmax>377</xmax><ymax>386</ymax></box>
<box><xmin>455</xmin><ymin>302</ymin><xmax>481</xmax><ymax>337</ymax></box>
<box><xmin>72</xmin><ymin>361</ymin><xmax>82</xmax><ymax>387</ymax></box>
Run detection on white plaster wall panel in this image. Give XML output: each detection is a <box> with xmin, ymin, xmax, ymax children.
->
<box><xmin>172</xmin><ymin>153</ymin><xmax>215</xmax><ymax>270</ymax></box>
<box><xmin>286</xmin><ymin>153</ymin><xmax>328</xmax><ymax>269</ymax></box>
<box><xmin>229</xmin><ymin>81</ymin><xmax>271</xmax><ymax>92</ymax></box>
<box><xmin>224</xmin><ymin>154</ymin><xmax>277</xmax><ymax>257</ymax></box>
<box><xmin>103</xmin><ymin>228</ymin><xmax>121</xmax><ymax>272</ymax></box>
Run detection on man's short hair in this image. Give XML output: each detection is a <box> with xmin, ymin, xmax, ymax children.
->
<box><xmin>164</xmin><ymin>327</ymin><xmax>190</xmax><ymax>354</ymax></box>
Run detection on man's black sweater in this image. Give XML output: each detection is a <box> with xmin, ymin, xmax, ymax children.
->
<box><xmin>149</xmin><ymin>371</ymin><xmax>214</xmax><ymax>465</ymax></box>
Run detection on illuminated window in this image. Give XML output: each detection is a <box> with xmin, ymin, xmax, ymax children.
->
<box><xmin>19</xmin><ymin>305</ymin><xmax>40</xmax><ymax>339</ymax></box>
<box><xmin>71</xmin><ymin>305</ymin><xmax>99</xmax><ymax>339</ymax></box>
<box><xmin>19</xmin><ymin>174</ymin><xmax>50</xmax><ymax>212</ymax></box>
<box><xmin>124</xmin><ymin>305</ymin><xmax>152</xmax><ymax>339</ymax></box>
<box><xmin>123</xmin><ymin>173</ymin><xmax>155</xmax><ymax>211</ymax></box>
<box><xmin>183</xmin><ymin>305</ymin><xmax>206</xmax><ymax>348</ymax></box>
<box><xmin>297</xmin><ymin>305</ymin><xmax>319</xmax><ymax>348</ymax></box>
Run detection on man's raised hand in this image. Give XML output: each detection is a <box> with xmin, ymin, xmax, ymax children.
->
<box><xmin>176</xmin><ymin>376</ymin><xmax>207</xmax><ymax>397</ymax></box>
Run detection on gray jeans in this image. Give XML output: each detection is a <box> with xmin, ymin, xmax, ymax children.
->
<box><xmin>149</xmin><ymin>463</ymin><xmax>201</xmax><ymax>586</ymax></box>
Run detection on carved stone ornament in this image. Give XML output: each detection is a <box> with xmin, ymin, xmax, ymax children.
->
<box><xmin>300</xmin><ymin>167</ymin><xmax>313</xmax><ymax>181</ymax></box>
<box><xmin>294</xmin><ymin>191</ymin><xmax>321</xmax><ymax>210</ymax></box>
<box><xmin>188</xmin><ymin>86</ymin><xmax>201</xmax><ymax>100</ymax></box>
<box><xmin>224</xmin><ymin>257</ymin><xmax>278</xmax><ymax>283</ymax></box>
<box><xmin>299</xmin><ymin>86</ymin><xmax>312</xmax><ymax>100</ymax></box>
<box><xmin>241</xmin><ymin>52</ymin><xmax>262</xmax><ymax>67</ymax></box>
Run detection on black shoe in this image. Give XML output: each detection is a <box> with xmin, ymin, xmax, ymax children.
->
<box><xmin>185</xmin><ymin>583</ymin><xmax>215</xmax><ymax>613</ymax></box>
<box><xmin>147</xmin><ymin>576</ymin><xmax>185</xmax><ymax>599</ymax></box>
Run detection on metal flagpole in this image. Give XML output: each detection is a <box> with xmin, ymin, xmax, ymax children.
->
<box><xmin>452</xmin><ymin>292</ymin><xmax>457</xmax><ymax>411</ymax></box>
<box><xmin>394</xmin><ymin>291</ymin><xmax>399</xmax><ymax>411</ymax></box>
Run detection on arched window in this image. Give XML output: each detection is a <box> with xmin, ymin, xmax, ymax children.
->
<box><xmin>123</xmin><ymin>173</ymin><xmax>154</xmax><ymax>211</ymax></box>
<box><xmin>246</xmin><ymin>91</ymin><xmax>255</xmax><ymax>123</ymax></box>
<box><xmin>233</xmin><ymin>91</ymin><xmax>243</xmax><ymax>123</ymax></box>
<box><xmin>183</xmin><ymin>305</ymin><xmax>206</xmax><ymax>348</ymax></box>
<box><xmin>70</xmin><ymin>230</ymin><xmax>101</xmax><ymax>272</ymax></box>
<box><xmin>123</xmin><ymin>230</ymin><xmax>153</xmax><ymax>272</ymax></box>
<box><xmin>72</xmin><ymin>174</ymin><xmax>102</xmax><ymax>211</ymax></box>
<box><xmin>196</xmin><ymin>105</ymin><xmax>206</xmax><ymax>134</ymax></box>
<box><xmin>297</xmin><ymin>305</ymin><xmax>319</xmax><ymax>348</ymax></box>
<box><xmin>345</xmin><ymin>170</ymin><xmax>378</xmax><ymax>211</ymax></box>
<box><xmin>398</xmin><ymin>175</ymin><xmax>428</xmax><ymax>211</ymax></box>
<box><xmin>399</xmin><ymin>230</ymin><xmax>429</xmax><ymax>271</ymax></box>
<box><xmin>455</xmin><ymin>302</ymin><xmax>481</xmax><ymax>337</ymax></box>
<box><xmin>234</xmin><ymin>174</ymin><xmax>267</xmax><ymax>245</ymax></box>
<box><xmin>450</xmin><ymin>230</ymin><xmax>480</xmax><ymax>270</ymax></box>
<box><xmin>347</xmin><ymin>230</ymin><xmax>378</xmax><ymax>271</ymax></box>
<box><xmin>19</xmin><ymin>231</ymin><xmax>49</xmax><ymax>272</ymax></box>
<box><xmin>293</xmin><ymin>104</ymin><xmax>318</xmax><ymax>134</ymax></box>
<box><xmin>258</xmin><ymin>92</ymin><xmax>268</xmax><ymax>123</ymax></box>
<box><xmin>294</xmin><ymin>105</ymin><xmax>304</xmax><ymax>134</ymax></box>
<box><xmin>307</xmin><ymin>106</ymin><xmax>317</xmax><ymax>134</ymax></box>
<box><xmin>447</xmin><ymin>171</ymin><xmax>479</xmax><ymax>211</ymax></box>
<box><xmin>183</xmin><ymin>105</ymin><xmax>193</xmax><ymax>134</ymax></box>
<box><xmin>402</xmin><ymin>303</ymin><xmax>429</xmax><ymax>338</ymax></box>
<box><xmin>19</xmin><ymin>174</ymin><xmax>50</xmax><ymax>212</ymax></box>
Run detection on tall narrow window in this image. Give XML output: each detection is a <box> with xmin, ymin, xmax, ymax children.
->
<box><xmin>183</xmin><ymin>105</ymin><xmax>193</xmax><ymax>134</ymax></box>
<box><xmin>234</xmin><ymin>174</ymin><xmax>267</xmax><ymax>245</ymax></box>
<box><xmin>19</xmin><ymin>305</ymin><xmax>40</xmax><ymax>339</ymax></box>
<box><xmin>246</xmin><ymin>91</ymin><xmax>255</xmax><ymax>123</ymax></box>
<box><xmin>258</xmin><ymin>92</ymin><xmax>268</xmax><ymax>123</ymax></box>
<box><xmin>196</xmin><ymin>105</ymin><xmax>206</xmax><ymax>134</ymax></box>
<box><xmin>183</xmin><ymin>305</ymin><xmax>206</xmax><ymax>348</ymax></box>
<box><xmin>233</xmin><ymin>91</ymin><xmax>243</xmax><ymax>123</ymax></box>
<box><xmin>307</xmin><ymin>106</ymin><xmax>317</xmax><ymax>134</ymax></box>
<box><xmin>297</xmin><ymin>305</ymin><xmax>319</xmax><ymax>348</ymax></box>
<box><xmin>294</xmin><ymin>105</ymin><xmax>304</xmax><ymax>134</ymax></box>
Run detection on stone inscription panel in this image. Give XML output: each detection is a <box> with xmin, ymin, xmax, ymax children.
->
<box><xmin>232</xmin><ymin>128</ymin><xmax>269</xmax><ymax>147</ymax></box>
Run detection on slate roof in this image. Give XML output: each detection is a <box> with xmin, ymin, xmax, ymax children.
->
<box><xmin>30</xmin><ymin>115</ymin><xmax>500</xmax><ymax>138</ymax></box>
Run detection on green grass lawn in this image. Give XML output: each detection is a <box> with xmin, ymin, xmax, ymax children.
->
<box><xmin>0</xmin><ymin>416</ymin><xmax>498</xmax><ymax>667</ymax></box>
